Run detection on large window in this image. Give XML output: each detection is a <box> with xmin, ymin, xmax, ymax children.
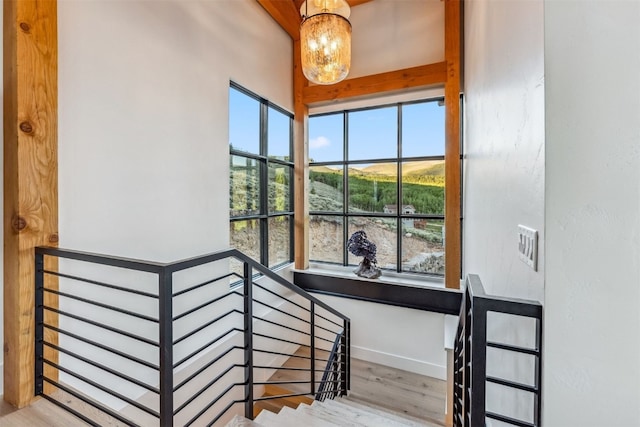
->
<box><xmin>229</xmin><ymin>84</ymin><xmax>294</xmax><ymax>268</ymax></box>
<box><xmin>309</xmin><ymin>99</ymin><xmax>445</xmax><ymax>276</ymax></box>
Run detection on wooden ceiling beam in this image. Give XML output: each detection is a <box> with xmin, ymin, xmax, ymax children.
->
<box><xmin>257</xmin><ymin>0</ymin><xmax>302</xmax><ymax>40</ymax></box>
<box><xmin>301</xmin><ymin>61</ymin><xmax>447</xmax><ymax>105</ymax></box>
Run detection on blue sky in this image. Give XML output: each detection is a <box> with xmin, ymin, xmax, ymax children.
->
<box><xmin>229</xmin><ymin>87</ymin><xmax>445</xmax><ymax>163</ymax></box>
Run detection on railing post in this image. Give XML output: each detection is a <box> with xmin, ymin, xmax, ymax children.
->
<box><xmin>340</xmin><ymin>321</ymin><xmax>348</xmax><ymax>396</ymax></box>
<box><xmin>243</xmin><ymin>262</ymin><xmax>254</xmax><ymax>419</ymax></box>
<box><xmin>310</xmin><ymin>302</ymin><xmax>316</xmax><ymax>396</ymax></box>
<box><xmin>345</xmin><ymin>320</ymin><xmax>350</xmax><ymax>392</ymax></box>
<box><xmin>34</xmin><ymin>251</ymin><xmax>44</xmax><ymax>396</ymax></box>
<box><xmin>158</xmin><ymin>269</ymin><xmax>174</xmax><ymax>426</ymax></box>
<box><xmin>470</xmin><ymin>298</ymin><xmax>487</xmax><ymax>427</ymax></box>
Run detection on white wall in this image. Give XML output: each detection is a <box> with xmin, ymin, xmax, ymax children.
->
<box><xmin>463</xmin><ymin>0</ymin><xmax>545</xmax><ymax>422</ymax></box>
<box><xmin>58</xmin><ymin>0</ymin><xmax>292</xmax><ymax>262</ymax></box>
<box><xmin>317</xmin><ymin>294</ymin><xmax>446</xmax><ymax>380</ymax></box>
<box><xmin>349</xmin><ymin>0</ymin><xmax>444</xmax><ymax>79</ymax></box>
<box><xmin>543</xmin><ymin>1</ymin><xmax>640</xmax><ymax>425</ymax></box>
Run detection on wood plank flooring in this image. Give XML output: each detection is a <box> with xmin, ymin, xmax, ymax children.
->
<box><xmin>0</xmin><ymin>357</ymin><xmax>446</xmax><ymax>426</ymax></box>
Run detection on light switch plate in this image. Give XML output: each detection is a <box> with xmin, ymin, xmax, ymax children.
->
<box><xmin>518</xmin><ymin>225</ymin><xmax>538</xmax><ymax>271</ymax></box>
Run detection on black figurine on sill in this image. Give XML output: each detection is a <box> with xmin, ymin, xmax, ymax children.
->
<box><xmin>347</xmin><ymin>230</ymin><xmax>382</xmax><ymax>279</ymax></box>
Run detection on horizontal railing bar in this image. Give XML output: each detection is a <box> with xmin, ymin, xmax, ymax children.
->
<box><xmin>43</xmin><ymin>325</ymin><xmax>160</xmax><ymax>371</ymax></box>
<box><xmin>252</xmin><ymin>348</ymin><xmax>340</xmax><ymax>365</ymax></box>
<box><xmin>254</xmin><ymin>392</ymin><xmax>312</xmax><ymax>402</ymax></box>
<box><xmin>486</xmin><ymin>411</ymin><xmax>536</xmax><ymax>427</ymax></box>
<box><xmin>173</xmin><ymin>309</ymin><xmax>243</xmax><ymax>345</ymax></box>
<box><xmin>40</xmin><ymin>394</ymin><xmax>103</xmax><ymax>427</ymax></box>
<box><xmin>314</xmin><ymin>312</ymin><xmax>343</xmax><ymax>329</ymax></box>
<box><xmin>173</xmin><ymin>329</ymin><xmax>243</xmax><ymax>369</ymax></box>
<box><xmin>43</xmin><ymin>359</ymin><xmax>160</xmax><ymax>418</ymax></box>
<box><xmin>253</xmin><ymin>298</ymin><xmax>311</xmax><ymax>325</ymax></box>
<box><xmin>467</xmin><ymin>274</ymin><xmax>542</xmax><ymax>318</ymax></box>
<box><xmin>42</xmin><ymin>377</ymin><xmax>145</xmax><ymax>426</ymax></box>
<box><xmin>36</xmin><ymin>246</ymin><xmax>166</xmax><ymax>273</ymax></box>
<box><xmin>43</xmin><ymin>288</ymin><xmax>158</xmax><ymax>323</ymax></box>
<box><xmin>252</xmin><ymin>332</ymin><xmax>308</xmax><ymax>348</ymax></box>
<box><xmin>42</xmin><ymin>269</ymin><xmax>158</xmax><ymax>299</ymax></box>
<box><xmin>43</xmin><ymin>341</ymin><xmax>159</xmax><ymax>393</ymax></box>
<box><xmin>253</xmin><ymin>282</ymin><xmax>311</xmax><ymax>313</ymax></box>
<box><xmin>252</xmin><ymin>365</ymin><xmax>339</xmax><ymax>374</ymax></box>
<box><xmin>172</xmin><ymin>274</ymin><xmax>235</xmax><ymax>298</ymax></box>
<box><xmin>486</xmin><ymin>376</ymin><xmax>538</xmax><ymax>394</ymax></box>
<box><xmin>254</xmin><ymin>380</ymin><xmax>310</xmax><ymax>386</ymax></box>
<box><xmin>487</xmin><ymin>341</ymin><xmax>540</xmax><ymax>356</ymax></box>
<box><xmin>175</xmin><ymin>364</ymin><xmax>243</xmax><ymax>415</ymax></box>
<box><xmin>173</xmin><ymin>291</ymin><xmax>241</xmax><ymax>321</ymax></box>
<box><xmin>313</xmin><ymin>323</ymin><xmax>341</xmax><ymax>336</ymax></box>
<box><xmin>43</xmin><ymin>306</ymin><xmax>158</xmax><ymax>347</ymax></box>
<box><xmin>312</xmin><ymin>334</ymin><xmax>337</xmax><ymax>345</ymax></box>
<box><xmin>252</xmin><ymin>316</ymin><xmax>310</xmax><ymax>336</ymax></box>
<box><xmin>174</xmin><ymin>345</ymin><xmax>245</xmax><ymax>390</ymax></box>
<box><xmin>183</xmin><ymin>382</ymin><xmax>245</xmax><ymax>427</ymax></box>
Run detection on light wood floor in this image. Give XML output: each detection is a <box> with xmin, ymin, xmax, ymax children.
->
<box><xmin>0</xmin><ymin>358</ymin><xmax>446</xmax><ymax>426</ymax></box>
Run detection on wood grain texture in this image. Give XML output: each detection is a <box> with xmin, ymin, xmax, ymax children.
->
<box><xmin>293</xmin><ymin>39</ymin><xmax>310</xmax><ymax>269</ymax></box>
<box><xmin>257</xmin><ymin>0</ymin><xmax>301</xmax><ymax>40</ymax></box>
<box><xmin>302</xmin><ymin>62</ymin><xmax>447</xmax><ymax>105</ymax></box>
<box><xmin>3</xmin><ymin>0</ymin><xmax>59</xmax><ymax>408</ymax></box>
<box><xmin>294</xmin><ymin>0</ymin><xmax>374</xmax><ymax>9</ymax></box>
<box><xmin>444</xmin><ymin>0</ymin><xmax>461</xmax><ymax>290</ymax></box>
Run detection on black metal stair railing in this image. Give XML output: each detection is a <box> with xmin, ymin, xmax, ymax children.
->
<box><xmin>453</xmin><ymin>274</ymin><xmax>543</xmax><ymax>427</ymax></box>
<box><xmin>34</xmin><ymin>246</ymin><xmax>350</xmax><ymax>426</ymax></box>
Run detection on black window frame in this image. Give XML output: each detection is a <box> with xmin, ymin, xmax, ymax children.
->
<box><xmin>229</xmin><ymin>82</ymin><xmax>295</xmax><ymax>269</ymax></box>
<box><xmin>308</xmin><ymin>98</ymin><xmax>446</xmax><ymax>277</ymax></box>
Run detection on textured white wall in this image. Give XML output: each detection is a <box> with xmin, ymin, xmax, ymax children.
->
<box><xmin>463</xmin><ymin>0</ymin><xmax>545</xmax><ymax>422</ymax></box>
<box><xmin>349</xmin><ymin>0</ymin><xmax>444</xmax><ymax>79</ymax></box>
<box><xmin>543</xmin><ymin>1</ymin><xmax>640</xmax><ymax>425</ymax></box>
<box><xmin>58</xmin><ymin>0</ymin><xmax>292</xmax><ymax>261</ymax></box>
<box><xmin>0</xmin><ymin>0</ymin><xmax>3</xmax><ymax>397</ymax></box>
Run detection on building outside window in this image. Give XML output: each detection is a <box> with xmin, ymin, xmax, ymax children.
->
<box><xmin>229</xmin><ymin>84</ymin><xmax>294</xmax><ymax>268</ymax></box>
<box><xmin>308</xmin><ymin>99</ymin><xmax>445</xmax><ymax>276</ymax></box>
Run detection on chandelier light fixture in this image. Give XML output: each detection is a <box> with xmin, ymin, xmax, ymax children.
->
<box><xmin>299</xmin><ymin>0</ymin><xmax>352</xmax><ymax>85</ymax></box>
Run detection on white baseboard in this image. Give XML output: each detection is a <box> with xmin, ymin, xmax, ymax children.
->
<box><xmin>351</xmin><ymin>346</ymin><xmax>446</xmax><ymax>381</ymax></box>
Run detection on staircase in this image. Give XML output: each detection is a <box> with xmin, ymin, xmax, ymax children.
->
<box><xmin>229</xmin><ymin>396</ymin><xmax>435</xmax><ymax>427</ymax></box>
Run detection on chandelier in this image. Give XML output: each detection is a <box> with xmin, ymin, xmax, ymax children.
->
<box><xmin>299</xmin><ymin>0</ymin><xmax>352</xmax><ymax>85</ymax></box>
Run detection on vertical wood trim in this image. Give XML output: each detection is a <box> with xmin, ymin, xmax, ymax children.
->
<box><xmin>444</xmin><ymin>0</ymin><xmax>462</xmax><ymax>289</ymax></box>
<box><xmin>3</xmin><ymin>0</ymin><xmax>58</xmax><ymax>407</ymax></box>
<box><xmin>293</xmin><ymin>39</ymin><xmax>309</xmax><ymax>269</ymax></box>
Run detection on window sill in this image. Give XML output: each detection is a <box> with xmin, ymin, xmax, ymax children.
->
<box><xmin>293</xmin><ymin>264</ymin><xmax>460</xmax><ymax>315</ymax></box>
<box><xmin>301</xmin><ymin>263</ymin><xmax>446</xmax><ymax>290</ymax></box>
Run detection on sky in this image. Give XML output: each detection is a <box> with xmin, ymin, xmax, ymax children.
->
<box><xmin>229</xmin><ymin>86</ymin><xmax>445</xmax><ymax>163</ymax></box>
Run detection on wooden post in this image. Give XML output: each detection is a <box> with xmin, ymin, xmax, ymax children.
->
<box><xmin>293</xmin><ymin>38</ymin><xmax>310</xmax><ymax>270</ymax></box>
<box><xmin>3</xmin><ymin>0</ymin><xmax>58</xmax><ymax>407</ymax></box>
<box><xmin>444</xmin><ymin>0</ymin><xmax>462</xmax><ymax>289</ymax></box>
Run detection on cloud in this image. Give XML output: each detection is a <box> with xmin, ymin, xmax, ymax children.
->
<box><xmin>309</xmin><ymin>136</ymin><xmax>331</xmax><ymax>150</ymax></box>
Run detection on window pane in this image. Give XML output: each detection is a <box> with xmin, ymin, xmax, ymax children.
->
<box><xmin>230</xmin><ymin>156</ymin><xmax>260</xmax><ymax>217</ymax></box>
<box><xmin>348</xmin><ymin>106</ymin><xmax>397</xmax><ymax>161</ymax></box>
<box><xmin>268</xmin><ymin>106</ymin><xmax>291</xmax><ymax>160</ymax></box>
<box><xmin>310</xmin><ymin>215</ymin><xmax>343</xmax><ymax>263</ymax></box>
<box><xmin>347</xmin><ymin>217</ymin><xmax>397</xmax><ymax>270</ymax></box>
<box><xmin>402</xmin><ymin>101</ymin><xmax>445</xmax><ymax>157</ymax></box>
<box><xmin>229</xmin><ymin>87</ymin><xmax>260</xmax><ymax>154</ymax></box>
<box><xmin>310</xmin><ymin>165</ymin><xmax>343</xmax><ymax>212</ymax></box>
<box><xmin>401</xmin><ymin>219</ymin><xmax>444</xmax><ymax>275</ymax></box>
<box><xmin>309</xmin><ymin>113</ymin><xmax>344</xmax><ymax>162</ymax></box>
<box><xmin>269</xmin><ymin>216</ymin><xmax>291</xmax><ymax>267</ymax></box>
<box><xmin>269</xmin><ymin>163</ymin><xmax>291</xmax><ymax>213</ymax></box>
<box><xmin>402</xmin><ymin>160</ymin><xmax>445</xmax><ymax>215</ymax></box>
<box><xmin>348</xmin><ymin>163</ymin><xmax>397</xmax><ymax>213</ymax></box>
<box><xmin>230</xmin><ymin>220</ymin><xmax>260</xmax><ymax>263</ymax></box>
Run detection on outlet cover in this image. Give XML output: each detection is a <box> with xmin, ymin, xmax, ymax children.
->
<box><xmin>518</xmin><ymin>225</ymin><xmax>538</xmax><ymax>271</ymax></box>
